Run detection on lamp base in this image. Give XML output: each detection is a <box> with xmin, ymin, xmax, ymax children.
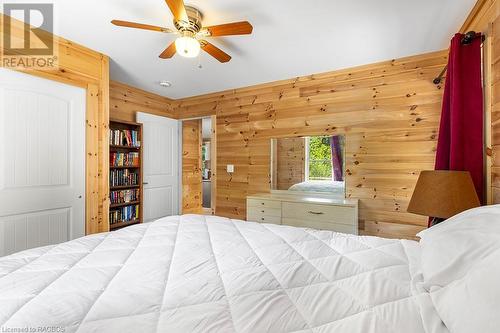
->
<box><xmin>430</xmin><ymin>217</ymin><xmax>445</xmax><ymax>227</ymax></box>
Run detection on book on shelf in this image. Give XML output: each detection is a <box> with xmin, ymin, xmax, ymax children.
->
<box><xmin>109</xmin><ymin>129</ymin><xmax>140</xmax><ymax>147</ymax></box>
<box><xmin>109</xmin><ymin>204</ymin><xmax>140</xmax><ymax>225</ymax></box>
<box><xmin>110</xmin><ymin>169</ymin><xmax>139</xmax><ymax>187</ymax></box>
<box><xmin>110</xmin><ymin>189</ymin><xmax>140</xmax><ymax>205</ymax></box>
<box><xmin>110</xmin><ymin>152</ymin><xmax>139</xmax><ymax>167</ymax></box>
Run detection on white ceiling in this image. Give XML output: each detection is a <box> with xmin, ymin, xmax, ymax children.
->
<box><xmin>4</xmin><ymin>0</ymin><xmax>477</xmax><ymax>99</ymax></box>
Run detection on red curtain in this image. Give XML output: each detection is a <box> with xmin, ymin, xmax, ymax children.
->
<box><xmin>435</xmin><ymin>33</ymin><xmax>484</xmax><ymax>203</ymax></box>
<box><xmin>330</xmin><ymin>136</ymin><xmax>343</xmax><ymax>181</ymax></box>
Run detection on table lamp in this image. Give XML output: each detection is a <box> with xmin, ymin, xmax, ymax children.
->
<box><xmin>407</xmin><ymin>170</ymin><xmax>480</xmax><ymax>226</ymax></box>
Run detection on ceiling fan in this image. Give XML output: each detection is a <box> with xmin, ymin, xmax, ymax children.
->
<box><xmin>111</xmin><ymin>0</ymin><xmax>253</xmax><ymax>63</ymax></box>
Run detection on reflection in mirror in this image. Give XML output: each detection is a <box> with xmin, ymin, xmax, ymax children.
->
<box><xmin>271</xmin><ymin>135</ymin><xmax>345</xmax><ymax>197</ymax></box>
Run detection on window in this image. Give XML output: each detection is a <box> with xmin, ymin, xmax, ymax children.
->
<box><xmin>305</xmin><ymin>136</ymin><xmax>333</xmax><ymax>181</ymax></box>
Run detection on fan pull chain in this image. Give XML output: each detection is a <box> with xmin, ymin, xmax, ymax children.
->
<box><xmin>197</xmin><ymin>52</ymin><xmax>203</xmax><ymax>69</ymax></box>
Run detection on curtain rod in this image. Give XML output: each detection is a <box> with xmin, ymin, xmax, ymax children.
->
<box><xmin>433</xmin><ymin>31</ymin><xmax>485</xmax><ymax>85</ymax></box>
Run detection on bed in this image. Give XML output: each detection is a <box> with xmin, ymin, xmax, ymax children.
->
<box><xmin>1</xmin><ymin>206</ymin><xmax>499</xmax><ymax>333</ymax></box>
<box><xmin>288</xmin><ymin>181</ymin><xmax>345</xmax><ymax>195</ymax></box>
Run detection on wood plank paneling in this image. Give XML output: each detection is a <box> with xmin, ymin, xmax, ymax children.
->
<box><xmin>276</xmin><ymin>138</ymin><xmax>305</xmax><ymax>190</ymax></box>
<box><xmin>99</xmin><ymin>58</ymin><xmax>110</xmax><ymax>232</ymax></box>
<box><xmin>110</xmin><ymin>81</ymin><xmax>177</xmax><ymax>122</ymax></box>
<box><xmin>492</xmin><ymin>15</ymin><xmax>500</xmax><ymax>203</ymax></box>
<box><xmin>86</xmin><ymin>84</ymin><xmax>100</xmax><ymax>234</ymax></box>
<box><xmin>461</xmin><ymin>0</ymin><xmax>499</xmax><ymax>33</ymax></box>
<box><xmin>210</xmin><ymin>115</ymin><xmax>218</xmax><ymax>215</ymax></box>
<box><xmin>176</xmin><ymin>50</ymin><xmax>448</xmax><ymax>239</ymax></box>
<box><xmin>1</xmin><ymin>14</ymin><xmax>109</xmax><ymax>234</ymax></box>
<box><xmin>182</xmin><ymin>119</ymin><xmax>203</xmax><ymax>214</ymax></box>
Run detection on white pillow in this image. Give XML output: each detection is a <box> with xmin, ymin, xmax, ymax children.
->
<box><xmin>417</xmin><ymin>205</ymin><xmax>500</xmax><ymax>289</ymax></box>
<box><xmin>429</xmin><ymin>248</ymin><xmax>500</xmax><ymax>333</ymax></box>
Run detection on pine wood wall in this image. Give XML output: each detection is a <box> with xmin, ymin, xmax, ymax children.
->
<box><xmin>175</xmin><ymin>50</ymin><xmax>448</xmax><ymax>239</ymax></box>
<box><xmin>182</xmin><ymin>119</ymin><xmax>203</xmax><ymax>213</ymax></box>
<box><xmin>275</xmin><ymin>138</ymin><xmax>305</xmax><ymax>190</ymax></box>
<box><xmin>110</xmin><ymin>81</ymin><xmax>177</xmax><ymax>122</ymax></box>
<box><xmin>493</xmin><ymin>17</ymin><xmax>500</xmax><ymax>203</ymax></box>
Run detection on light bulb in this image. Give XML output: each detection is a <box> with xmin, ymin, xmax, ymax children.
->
<box><xmin>175</xmin><ymin>36</ymin><xmax>201</xmax><ymax>58</ymax></box>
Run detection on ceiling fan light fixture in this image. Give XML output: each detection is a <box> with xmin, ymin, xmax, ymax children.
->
<box><xmin>175</xmin><ymin>33</ymin><xmax>200</xmax><ymax>58</ymax></box>
<box><xmin>112</xmin><ymin>1</ymin><xmax>253</xmax><ymax>63</ymax></box>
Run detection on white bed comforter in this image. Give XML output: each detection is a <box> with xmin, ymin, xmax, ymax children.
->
<box><xmin>0</xmin><ymin>215</ymin><xmax>434</xmax><ymax>333</ymax></box>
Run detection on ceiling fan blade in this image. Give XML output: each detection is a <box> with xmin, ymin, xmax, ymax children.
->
<box><xmin>111</xmin><ymin>20</ymin><xmax>173</xmax><ymax>33</ymax></box>
<box><xmin>164</xmin><ymin>0</ymin><xmax>189</xmax><ymax>23</ymax></box>
<box><xmin>200</xmin><ymin>40</ymin><xmax>231</xmax><ymax>63</ymax></box>
<box><xmin>159</xmin><ymin>42</ymin><xmax>177</xmax><ymax>59</ymax></box>
<box><xmin>203</xmin><ymin>21</ymin><xmax>253</xmax><ymax>37</ymax></box>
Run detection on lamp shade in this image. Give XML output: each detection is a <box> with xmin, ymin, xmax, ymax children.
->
<box><xmin>407</xmin><ymin>170</ymin><xmax>480</xmax><ymax>219</ymax></box>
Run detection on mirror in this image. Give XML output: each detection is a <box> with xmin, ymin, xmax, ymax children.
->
<box><xmin>271</xmin><ymin>135</ymin><xmax>345</xmax><ymax>197</ymax></box>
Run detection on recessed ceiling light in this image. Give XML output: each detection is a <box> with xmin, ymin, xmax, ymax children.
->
<box><xmin>159</xmin><ymin>80</ymin><xmax>172</xmax><ymax>88</ymax></box>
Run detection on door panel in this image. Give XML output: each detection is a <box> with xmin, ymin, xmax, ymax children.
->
<box><xmin>137</xmin><ymin>113</ymin><xmax>179</xmax><ymax>221</ymax></box>
<box><xmin>0</xmin><ymin>68</ymin><xmax>85</xmax><ymax>256</ymax></box>
<box><xmin>182</xmin><ymin>119</ymin><xmax>203</xmax><ymax>214</ymax></box>
<box><xmin>3</xmin><ymin>90</ymin><xmax>70</xmax><ymax>189</ymax></box>
<box><xmin>144</xmin><ymin>186</ymin><xmax>173</xmax><ymax>220</ymax></box>
<box><xmin>0</xmin><ymin>208</ymin><xmax>70</xmax><ymax>255</ymax></box>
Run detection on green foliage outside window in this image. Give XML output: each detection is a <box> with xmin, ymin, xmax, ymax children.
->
<box><xmin>308</xmin><ymin>137</ymin><xmax>333</xmax><ymax>180</ymax></box>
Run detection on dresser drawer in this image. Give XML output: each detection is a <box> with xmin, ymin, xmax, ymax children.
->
<box><xmin>247</xmin><ymin>206</ymin><xmax>282</xmax><ymax>218</ymax></box>
<box><xmin>247</xmin><ymin>198</ymin><xmax>281</xmax><ymax>209</ymax></box>
<box><xmin>247</xmin><ymin>214</ymin><xmax>281</xmax><ymax>225</ymax></box>
<box><xmin>282</xmin><ymin>218</ymin><xmax>358</xmax><ymax>234</ymax></box>
<box><xmin>282</xmin><ymin>202</ymin><xmax>356</xmax><ymax>226</ymax></box>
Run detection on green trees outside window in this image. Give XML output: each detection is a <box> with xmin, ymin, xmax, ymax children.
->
<box><xmin>307</xmin><ymin>136</ymin><xmax>333</xmax><ymax>180</ymax></box>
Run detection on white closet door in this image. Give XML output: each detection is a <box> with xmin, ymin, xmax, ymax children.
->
<box><xmin>136</xmin><ymin>112</ymin><xmax>180</xmax><ymax>221</ymax></box>
<box><xmin>0</xmin><ymin>68</ymin><xmax>86</xmax><ymax>256</ymax></box>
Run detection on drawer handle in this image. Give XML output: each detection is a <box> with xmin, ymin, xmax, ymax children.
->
<box><xmin>261</xmin><ymin>217</ymin><xmax>265</xmax><ymax>221</ymax></box>
<box><xmin>261</xmin><ymin>210</ymin><xmax>265</xmax><ymax>213</ymax></box>
<box><xmin>261</xmin><ymin>202</ymin><xmax>265</xmax><ymax>205</ymax></box>
<box><xmin>308</xmin><ymin>211</ymin><xmax>324</xmax><ymax>215</ymax></box>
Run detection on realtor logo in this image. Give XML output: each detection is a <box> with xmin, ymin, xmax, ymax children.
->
<box><xmin>1</xmin><ymin>3</ymin><xmax>58</xmax><ymax>69</ymax></box>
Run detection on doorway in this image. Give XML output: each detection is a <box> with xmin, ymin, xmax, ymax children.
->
<box><xmin>182</xmin><ymin>116</ymin><xmax>216</xmax><ymax>215</ymax></box>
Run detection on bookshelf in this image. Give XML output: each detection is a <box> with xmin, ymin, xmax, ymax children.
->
<box><xmin>109</xmin><ymin>119</ymin><xmax>143</xmax><ymax>231</ymax></box>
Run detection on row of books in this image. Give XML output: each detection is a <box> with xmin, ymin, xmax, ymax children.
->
<box><xmin>110</xmin><ymin>152</ymin><xmax>139</xmax><ymax>167</ymax></box>
<box><xmin>110</xmin><ymin>169</ymin><xmax>139</xmax><ymax>187</ymax></box>
<box><xmin>110</xmin><ymin>205</ymin><xmax>139</xmax><ymax>224</ymax></box>
<box><xmin>110</xmin><ymin>189</ymin><xmax>140</xmax><ymax>205</ymax></box>
<box><xmin>110</xmin><ymin>129</ymin><xmax>140</xmax><ymax>147</ymax></box>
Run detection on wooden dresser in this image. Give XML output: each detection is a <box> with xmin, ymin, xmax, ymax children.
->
<box><xmin>247</xmin><ymin>191</ymin><xmax>359</xmax><ymax>234</ymax></box>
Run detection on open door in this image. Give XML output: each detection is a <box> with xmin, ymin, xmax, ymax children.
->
<box><xmin>136</xmin><ymin>112</ymin><xmax>180</xmax><ymax>221</ymax></box>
